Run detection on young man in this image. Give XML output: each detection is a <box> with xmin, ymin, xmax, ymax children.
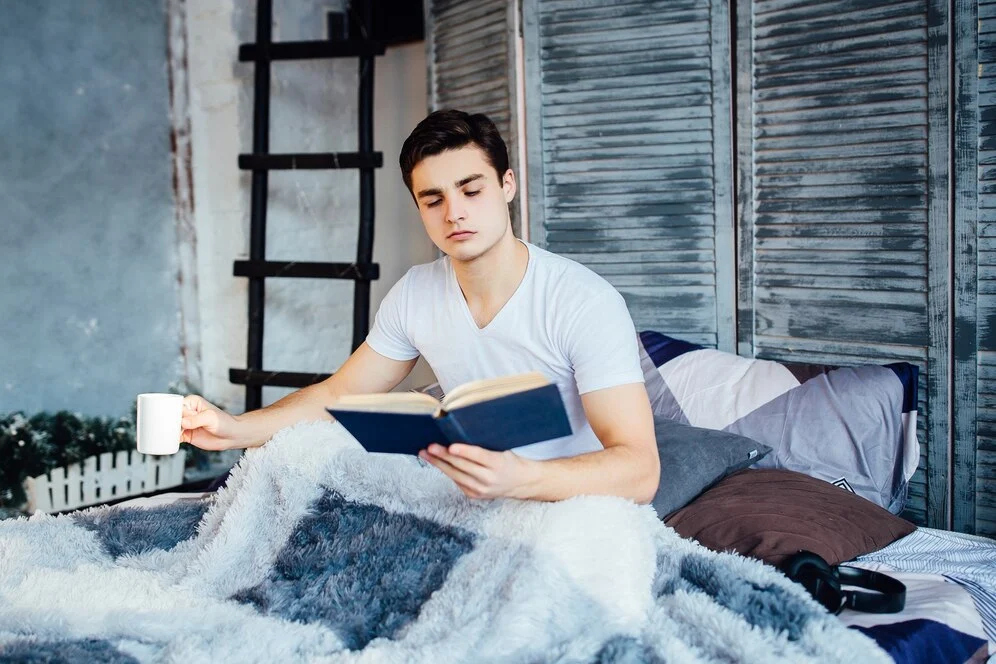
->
<box><xmin>181</xmin><ymin>110</ymin><xmax>660</xmax><ymax>504</ymax></box>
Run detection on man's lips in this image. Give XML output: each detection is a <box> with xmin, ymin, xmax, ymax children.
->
<box><xmin>448</xmin><ymin>230</ymin><xmax>475</xmax><ymax>239</ymax></box>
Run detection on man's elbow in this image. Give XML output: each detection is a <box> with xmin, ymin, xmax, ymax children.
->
<box><xmin>633</xmin><ymin>448</ymin><xmax>660</xmax><ymax>505</ymax></box>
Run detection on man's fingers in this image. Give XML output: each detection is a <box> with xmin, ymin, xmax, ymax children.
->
<box><xmin>429</xmin><ymin>448</ymin><xmax>493</xmax><ymax>483</ymax></box>
<box><xmin>447</xmin><ymin>443</ymin><xmax>500</xmax><ymax>466</ymax></box>
<box><xmin>421</xmin><ymin>452</ymin><xmax>485</xmax><ymax>495</ymax></box>
<box><xmin>182</xmin><ymin>409</ymin><xmax>217</xmax><ymax>432</ymax></box>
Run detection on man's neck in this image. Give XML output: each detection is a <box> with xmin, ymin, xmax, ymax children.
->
<box><xmin>451</xmin><ymin>231</ymin><xmax>529</xmax><ymax>315</ymax></box>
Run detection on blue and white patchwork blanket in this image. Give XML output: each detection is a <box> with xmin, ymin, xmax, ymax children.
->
<box><xmin>0</xmin><ymin>421</ymin><xmax>889</xmax><ymax>663</ymax></box>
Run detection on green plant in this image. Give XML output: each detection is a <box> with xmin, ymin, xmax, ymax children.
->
<box><xmin>0</xmin><ymin>384</ymin><xmax>222</xmax><ymax>510</ymax></box>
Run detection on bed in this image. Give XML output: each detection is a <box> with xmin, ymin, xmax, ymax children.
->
<box><xmin>0</xmin><ymin>331</ymin><xmax>993</xmax><ymax>662</ymax></box>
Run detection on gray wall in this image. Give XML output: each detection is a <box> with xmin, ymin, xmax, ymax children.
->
<box><xmin>0</xmin><ymin>2</ymin><xmax>181</xmax><ymax>416</ymax></box>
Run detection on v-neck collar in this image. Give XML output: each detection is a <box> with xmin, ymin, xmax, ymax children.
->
<box><xmin>450</xmin><ymin>240</ymin><xmax>533</xmax><ymax>333</ymax></box>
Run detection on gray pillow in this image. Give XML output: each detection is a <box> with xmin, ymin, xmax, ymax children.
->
<box><xmin>652</xmin><ymin>417</ymin><xmax>771</xmax><ymax>519</ymax></box>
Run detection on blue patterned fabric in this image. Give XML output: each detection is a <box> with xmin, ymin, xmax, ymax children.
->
<box><xmin>0</xmin><ymin>421</ymin><xmax>889</xmax><ymax>663</ymax></box>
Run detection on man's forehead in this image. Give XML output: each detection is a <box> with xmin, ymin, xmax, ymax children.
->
<box><xmin>411</xmin><ymin>146</ymin><xmax>493</xmax><ymax>186</ymax></box>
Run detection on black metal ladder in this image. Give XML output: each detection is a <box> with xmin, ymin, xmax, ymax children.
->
<box><xmin>230</xmin><ymin>0</ymin><xmax>384</xmax><ymax>412</ymax></box>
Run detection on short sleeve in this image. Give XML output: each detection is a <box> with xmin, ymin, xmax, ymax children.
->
<box><xmin>563</xmin><ymin>290</ymin><xmax>644</xmax><ymax>394</ymax></box>
<box><xmin>365</xmin><ymin>272</ymin><xmax>420</xmax><ymax>361</ymax></box>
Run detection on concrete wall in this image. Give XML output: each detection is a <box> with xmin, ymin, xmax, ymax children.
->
<box><xmin>183</xmin><ymin>0</ymin><xmax>436</xmax><ymax>413</ymax></box>
<box><xmin>0</xmin><ymin>1</ymin><xmax>182</xmax><ymax>416</ymax></box>
<box><xmin>1</xmin><ymin>0</ymin><xmax>436</xmax><ymax>418</ymax></box>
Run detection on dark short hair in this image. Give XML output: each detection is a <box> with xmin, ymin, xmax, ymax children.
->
<box><xmin>399</xmin><ymin>109</ymin><xmax>510</xmax><ymax>193</ymax></box>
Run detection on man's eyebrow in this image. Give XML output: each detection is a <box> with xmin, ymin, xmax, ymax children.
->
<box><xmin>416</xmin><ymin>173</ymin><xmax>486</xmax><ymax>199</ymax></box>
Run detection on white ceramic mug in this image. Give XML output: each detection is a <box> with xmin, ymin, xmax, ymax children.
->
<box><xmin>136</xmin><ymin>393</ymin><xmax>183</xmax><ymax>455</ymax></box>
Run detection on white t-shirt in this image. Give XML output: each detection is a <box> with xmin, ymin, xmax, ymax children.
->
<box><xmin>365</xmin><ymin>241</ymin><xmax>644</xmax><ymax>460</ymax></box>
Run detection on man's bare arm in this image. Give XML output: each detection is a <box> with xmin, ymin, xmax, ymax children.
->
<box><xmin>421</xmin><ymin>382</ymin><xmax>660</xmax><ymax>504</ymax></box>
<box><xmin>181</xmin><ymin>342</ymin><xmax>417</xmax><ymax>450</ymax></box>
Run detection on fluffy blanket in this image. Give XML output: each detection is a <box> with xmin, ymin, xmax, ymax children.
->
<box><xmin>0</xmin><ymin>421</ymin><xmax>889</xmax><ymax>663</ymax></box>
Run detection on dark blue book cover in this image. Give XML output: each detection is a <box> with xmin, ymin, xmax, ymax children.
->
<box><xmin>327</xmin><ymin>383</ymin><xmax>572</xmax><ymax>455</ymax></box>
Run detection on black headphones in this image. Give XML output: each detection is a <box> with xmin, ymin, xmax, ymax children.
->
<box><xmin>779</xmin><ymin>551</ymin><xmax>906</xmax><ymax>615</ymax></box>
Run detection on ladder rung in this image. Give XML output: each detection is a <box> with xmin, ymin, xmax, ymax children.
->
<box><xmin>239</xmin><ymin>152</ymin><xmax>383</xmax><ymax>170</ymax></box>
<box><xmin>233</xmin><ymin>261</ymin><xmax>379</xmax><ymax>280</ymax></box>
<box><xmin>230</xmin><ymin>369</ymin><xmax>331</xmax><ymax>389</ymax></box>
<box><xmin>239</xmin><ymin>40</ymin><xmax>385</xmax><ymax>62</ymax></box>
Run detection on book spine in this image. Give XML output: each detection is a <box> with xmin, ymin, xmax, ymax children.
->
<box><xmin>436</xmin><ymin>415</ymin><xmax>469</xmax><ymax>445</ymax></box>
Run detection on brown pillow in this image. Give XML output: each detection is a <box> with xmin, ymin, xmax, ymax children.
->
<box><xmin>664</xmin><ymin>468</ymin><xmax>916</xmax><ymax>566</ymax></box>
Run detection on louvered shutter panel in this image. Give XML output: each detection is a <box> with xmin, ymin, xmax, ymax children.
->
<box><xmin>972</xmin><ymin>0</ymin><xmax>996</xmax><ymax>537</ymax></box>
<box><xmin>738</xmin><ymin>0</ymin><xmax>949</xmax><ymax>527</ymax></box>
<box><xmin>425</xmin><ymin>0</ymin><xmax>521</xmax><ymax>234</ymax></box>
<box><xmin>523</xmin><ymin>0</ymin><xmax>736</xmax><ymax>350</ymax></box>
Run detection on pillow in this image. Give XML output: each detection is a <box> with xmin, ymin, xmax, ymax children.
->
<box><xmin>636</xmin><ymin>330</ymin><xmax>920</xmax><ymax>514</ymax></box>
<box><xmin>651</xmin><ymin>417</ymin><xmax>770</xmax><ymax>518</ymax></box>
<box><xmin>664</xmin><ymin>468</ymin><xmax>917</xmax><ymax>566</ymax></box>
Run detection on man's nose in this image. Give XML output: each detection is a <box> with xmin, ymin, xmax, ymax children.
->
<box><xmin>445</xmin><ymin>198</ymin><xmax>466</xmax><ymax>223</ymax></box>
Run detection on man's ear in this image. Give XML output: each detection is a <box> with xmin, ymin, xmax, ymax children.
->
<box><xmin>502</xmin><ymin>169</ymin><xmax>517</xmax><ymax>203</ymax></box>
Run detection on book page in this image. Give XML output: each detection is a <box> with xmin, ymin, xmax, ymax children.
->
<box><xmin>441</xmin><ymin>371</ymin><xmax>549</xmax><ymax>411</ymax></box>
<box><xmin>331</xmin><ymin>391</ymin><xmax>440</xmax><ymax>415</ymax></box>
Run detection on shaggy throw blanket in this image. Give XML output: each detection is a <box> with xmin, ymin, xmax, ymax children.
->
<box><xmin>0</xmin><ymin>421</ymin><xmax>889</xmax><ymax>663</ymax></box>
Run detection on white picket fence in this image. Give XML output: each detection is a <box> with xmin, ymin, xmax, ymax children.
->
<box><xmin>24</xmin><ymin>450</ymin><xmax>187</xmax><ymax>513</ymax></box>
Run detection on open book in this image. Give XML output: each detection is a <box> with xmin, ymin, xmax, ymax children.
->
<box><xmin>327</xmin><ymin>372</ymin><xmax>573</xmax><ymax>455</ymax></box>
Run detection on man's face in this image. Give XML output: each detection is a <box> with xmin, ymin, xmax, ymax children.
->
<box><xmin>410</xmin><ymin>145</ymin><xmax>515</xmax><ymax>263</ymax></box>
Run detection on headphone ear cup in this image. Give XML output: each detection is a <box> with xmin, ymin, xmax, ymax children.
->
<box><xmin>780</xmin><ymin>551</ymin><xmax>832</xmax><ymax>579</ymax></box>
<box><xmin>780</xmin><ymin>551</ymin><xmax>843</xmax><ymax>614</ymax></box>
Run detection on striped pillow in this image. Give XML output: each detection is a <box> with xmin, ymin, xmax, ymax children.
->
<box><xmin>638</xmin><ymin>331</ymin><xmax>919</xmax><ymax>514</ymax></box>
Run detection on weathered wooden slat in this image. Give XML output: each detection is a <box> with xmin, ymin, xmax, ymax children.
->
<box><xmin>545</xmin><ymin>123</ymin><xmax>713</xmax><ymax>147</ymax></box>
<box><xmin>542</xmin><ymin>94</ymin><xmax>712</xmax><ymax>121</ymax></box>
<box><xmin>544</xmin><ymin>59</ymin><xmax>711</xmax><ymax>87</ymax></box>
<box><xmin>540</xmin><ymin>32</ymin><xmax>708</xmax><ymax>61</ymax></box>
<box><xmin>756</xmin><ymin>100</ymin><xmax>925</xmax><ymax>128</ymax></box>
<box><xmin>755</xmin><ymin>20</ymin><xmax>924</xmax><ymax>58</ymax></box>
<box><xmin>539</xmin><ymin>9</ymin><xmax>708</xmax><ymax>37</ymax></box>
<box><xmin>757</xmin><ymin>236</ymin><xmax>926</xmax><ymax>253</ymax></box>
<box><xmin>754</xmin><ymin>0</ymin><xmax>915</xmax><ymax>24</ymax></box>
<box><xmin>544</xmin><ymin>215</ymin><xmax>716</xmax><ymax>231</ymax></box>
<box><xmin>755</xmin><ymin>285</ymin><xmax>927</xmax><ymax>307</ymax></box>
<box><xmin>755</xmin><ymin>85</ymin><xmax>925</xmax><ymax>115</ymax></box>
<box><xmin>547</xmin><ymin>203</ymin><xmax>715</xmax><ymax>220</ymax></box>
<box><xmin>756</xmin><ymin>260</ymin><xmax>926</xmax><ymax>279</ymax></box>
<box><xmin>543</xmin><ymin>104</ymin><xmax>712</xmax><ymax>128</ymax></box>
<box><xmin>755</xmin><ymin>0</ymin><xmax>921</xmax><ymax>38</ymax></box>
<box><xmin>547</xmin><ymin>178</ymin><xmax>716</xmax><ymax>197</ymax></box>
<box><xmin>547</xmin><ymin>166</ymin><xmax>712</xmax><ymax>186</ymax></box>
<box><xmin>756</xmin><ymin>248</ymin><xmax>925</xmax><ymax>264</ymax></box>
<box><xmin>758</xmin><ymin>46</ymin><xmax>926</xmax><ymax>82</ymax></box>
<box><xmin>548</xmin><ymin>238</ymin><xmax>713</xmax><ymax>254</ymax></box>
<box><xmin>542</xmin><ymin>85</ymin><xmax>711</xmax><ymax>109</ymax></box>
<box><xmin>540</xmin><ymin>21</ymin><xmax>707</xmax><ymax>49</ymax></box>
<box><xmin>549</xmin><ymin>143</ymin><xmax>713</xmax><ymax>162</ymax></box>
<box><xmin>542</xmin><ymin>49</ymin><xmax>710</xmax><ymax>76</ymax></box>
<box><xmin>756</xmin><ymin>275</ymin><xmax>926</xmax><ymax>292</ymax></box>
<box><xmin>755</xmin><ymin>65</ymin><xmax>926</xmax><ymax>96</ymax></box>
<box><xmin>753</xmin><ymin>335</ymin><xmax>929</xmax><ymax>363</ymax></box>
<box><xmin>548</xmin><ymin>191</ymin><xmax>714</xmax><ymax>208</ymax></box>
<box><xmin>555</xmin><ymin>250</ymin><xmax>713</xmax><ymax>264</ymax></box>
<box><xmin>757</xmin><ymin>131</ymin><xmax>926</xmax><ymax>157</ymax></box>
<box><xmin>433</xmin><ymin>4</ymin><xmax>503</xmax><ymax>33</ymax></box>
<box><xmin>756</xmin><ymin>184</ymin><xmax>927</xmax><ymax>201</ymax></box>
<box><xmin>545</xmin><ymin>154</ymin><xmax>712</xmax><ymax>174</ymax></box>
<box><xmin>757</xmin><ymin>169</ymin><xmax>926</xmax><ymax>187</ymax></box>
<box><xmin>755</xmin><ymin>304</ymin><xmax>928</xmax><ymax>347</ymax></box>
<box><xmin>757</xmin><ymin>157</ymin><xmax>924</xmax><ymax>178</ymax></box>
<box><xmin>756</xmin><ymin>111</ymin><xmax>926</xmax><ymax>138</ymax></box>
<box><xmin>542</xmin><ymin>71</ymin><xmax>710</xmax><ymax>98</ymax></box>
<box><xmin>537</xmin><ymin>0</ymin><xmax>701</xmax><ymax>15</ymax></box>
<box><xmin>581</xmin><ymin>261</ymin><xmax>722</xmax><ymax>276</ymax></box>
<box><xmin>756</xmin><ymin>196</ymin><xmax>927</xmax><ymax>213</ymax></box>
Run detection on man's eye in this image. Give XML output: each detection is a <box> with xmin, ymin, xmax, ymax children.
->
<box><xmin>426</xmin><ymin>200</ymin><xmax>441</xmax><ymax>208</ymax></box>
<box><xmin>465</xmin><ymin>190</ymin><xmax>481</xmax><ymax>197</ymax></box>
